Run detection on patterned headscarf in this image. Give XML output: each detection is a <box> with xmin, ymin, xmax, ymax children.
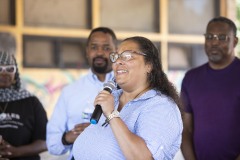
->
<box><xmin>0</xmin><ymin>50</ymin><xmax>15</xmax><ymax>65</ymax></box>
<box><xmin>0</xmin><ymin>51</ymin><xmax>32</xmax><ymax>102</ymax></box>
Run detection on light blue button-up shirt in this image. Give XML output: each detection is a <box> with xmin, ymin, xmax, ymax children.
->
<box><xmin>72</xmin><ymin>89</ymin><xmax>183</xmax><ymax>160</ymax></box>
<box><xmin>46</xmin><ymin>69</ymin><xmax>114</xmax><ymax>160</ymax></box>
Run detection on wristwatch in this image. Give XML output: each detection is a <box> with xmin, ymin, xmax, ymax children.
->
<box><xmin>106</xmin><ymin>110</ymin><xmax>120</xmax><ymax>123</ymax></box>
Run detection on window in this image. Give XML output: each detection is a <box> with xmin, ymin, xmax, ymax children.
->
<box><xmin>101</xmin><ymin>0</ymin><xmax>159</xmax><ymax>32</ymax></box>
<box><xmin>168</xmin><ymin>43</ymin><xmax>207</xmax><ymax>70</ymax></box>
<box><xmin>23</xmin><ymin>36</ymin><xmax>88</xmax><ymax>69</ymax></box>
<box><xmin>0</xmin><ymin>0</ymin><xmax>230</xmax><ymax>71</ymax></box>
<box><xmin>0</xmin><ymin>0</ymin><xmax>15</xmax><ymax>25</ymax></box>
<box><xmin>24</xmin><ymin>0</ymin><xmax>90</xmax><ymax>28</ymax></box>
<box><xmin>168</xmin><ymin>0</ymin><xmax>219</xmax><ymax>34</ymax></box>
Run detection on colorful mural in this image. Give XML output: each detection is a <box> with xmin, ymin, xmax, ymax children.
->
<box><xmin>21</xmin><ymin>70</ymin><xmax>87</xmax><ymax>118</ymax></box>
<box><xmin>21</xmin><ymin>69</ymin><xmax>186</xmax><ymax>118</ymax></box>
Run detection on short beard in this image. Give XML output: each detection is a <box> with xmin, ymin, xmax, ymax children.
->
<box><xmin>92</xmin><ymin>57</ymin><xmax>109</xmax><ymax>74</ymax></box>
<box><xmin>208</xmin><ymin>54</ymin><xmax>222</xmax><ymax>63</ymax></box>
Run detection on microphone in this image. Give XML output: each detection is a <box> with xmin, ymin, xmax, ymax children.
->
<box><xmin>90</xmin><ymin>81</ymin><xmax>116</xmax><ymax>124</ymax></box>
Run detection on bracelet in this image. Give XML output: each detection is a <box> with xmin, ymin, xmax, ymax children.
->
<box><xmin>102</xmin><ymin>110</ymin><xmax>120</xmax><ymax>127</ymax></box>
<box><xmin>107</xmin><ymin>110</ymin><xmax>120</xmax><ymax>123</ymax></box>
<box><xmin>62</xmin><ymin>132</ymin><xmax>73</xmax><ymax>145</ymax></box>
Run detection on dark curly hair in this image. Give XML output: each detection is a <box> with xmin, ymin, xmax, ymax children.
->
<box><xmin>12</xmin><ymin>55</ymin><xmax>21</xmax><ymax>90</ymax></box>
<box><xmin>122</xmin><ymin>36</ymin><xmax>182</xmax><ymax>110</ymax></box>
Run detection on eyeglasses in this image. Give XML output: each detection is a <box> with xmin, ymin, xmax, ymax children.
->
<box><xmin>0</xmin><ymin>65</ymin><xmax>16</xmax><ymax>73</ymax></box>
<box><xmin>109</xmin><ymin>50</ymin><xmax>146</xmax><ymax>63</ymax></box>
<box><xmin>204</xmin><ymin>33</ymin><xmax>229</xmax><ymax>42</ymax></box>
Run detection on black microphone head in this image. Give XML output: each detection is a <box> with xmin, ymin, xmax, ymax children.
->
<box><xmin>103</xmin><ymin>81</ymin><xmax>116</xmax><ymax>93</ymax></box>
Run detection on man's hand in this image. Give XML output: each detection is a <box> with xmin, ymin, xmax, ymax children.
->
<box><xmin>65</xmin><ymin>123</ymin><xmax>90</xmax><ymax>144</ymax></box>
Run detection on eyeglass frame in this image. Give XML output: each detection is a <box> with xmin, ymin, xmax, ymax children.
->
<box><xmin>109</xmin><ymin>50</ymin><xmax>147</xmax><ymax>63</ymax></box>
<box><xmin>203</xmin><ymin>33</ymin><xmax>231</xmax><ymax>42</ymax></box>
<box><xmin>0</xmin><ymin>65</ymin><xmax>16</xmax><ymax>73</ymax></box>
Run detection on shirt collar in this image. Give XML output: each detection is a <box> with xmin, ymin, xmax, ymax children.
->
<box><xmin>89</xmin><ymin>69</ymin><xmax>114</xmax><ymax>83</ymax></box>
<box><xmin>113</xmin><ymin>89</ymin><xmax>157</xmax><ymax>102</ymax></box>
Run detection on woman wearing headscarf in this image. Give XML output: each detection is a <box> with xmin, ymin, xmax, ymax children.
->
<box><xmin>0</xmin><ymin>51</ymin><xmax>48</xmax><ymax>160</ymax></box>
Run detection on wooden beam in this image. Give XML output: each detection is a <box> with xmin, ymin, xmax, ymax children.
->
<box><xmin>92</xmin><ymin>0</ymin><xmax>100</xmax><ymax>28</ymax></box>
